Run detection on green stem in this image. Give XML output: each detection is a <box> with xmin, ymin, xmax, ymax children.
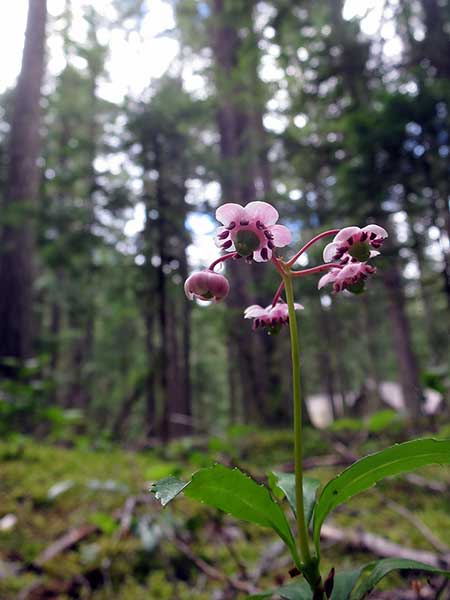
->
<box><xmin>283</xmin><ymin>272</ymin><xmax>312</xmax><ymax>565</ymax></box>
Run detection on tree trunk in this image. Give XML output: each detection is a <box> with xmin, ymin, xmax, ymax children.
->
<box><xmin>0</xmin><ymin>0</ymin><xmax>47</xmax><ymax>370</ymax></box>
<box><xmin>381</xmin><ymin>262</ymin><xmax>423</xmax><ymax>415</ymax></box>
<box><xmin>210</xmin><ymin>0</ymin><xmax>275</xmax><ymax>424</ymax></box>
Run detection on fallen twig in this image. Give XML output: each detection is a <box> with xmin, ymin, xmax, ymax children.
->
<box><xmin>320</xmin><ymin>523</ymin><xmax>450</xmax><ymax>568</ymax></box>
<box><xmin>375</xmin><ymin>492</ymin><xmax>449</xmax><ymax>554</ymax></box>
<box><xmin>173</xmin><ymin>537</ymin><xmax>257</xmax><ymax>594</ymax></box>
<box><xmin>116</xmin><ymin>495</ymin><xmax>137</xmax><ymax>539</ymax></box>
<box><xmin>35</xmin><ymin>524</ymin><xmax>97</xmax><ymax>566</ymax></box>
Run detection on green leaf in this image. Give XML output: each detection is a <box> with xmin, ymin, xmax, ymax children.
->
<box><xmin>184</xmin><ymin>464</ymin><xmax>300</xmax><ymax>566</ymax></box>
<box><xmin>313</xmin><ymin>438</ymin><xmax>450</xmax><ymax>552</ymax></box>
<box><xmin>248</xmin><ymin>559</ymin><xmax>450</xmax><ymax>600</ymax></box>
<box><xmin>247</xmin><ymin>580</ymin><xmax>312</xmax><ymax>599</ymax></box>
<box><xmin>330</xmin><ymin>568</ymin><xmax>363</xmax><ymax>599</ymax></box>
<box><xmin>270</xmin><ymin>472</ymin><xmax>320</xmax><ymax>524</ymax></box>
<box><xmin>150</xmin><ymin>475</ymin><xmax>188</xmax><ymax>506</ymax></box>
<box><xmin>351</xmin><ymin>558</ymin><xmax>450</xmax><ymax>600</ymax></box>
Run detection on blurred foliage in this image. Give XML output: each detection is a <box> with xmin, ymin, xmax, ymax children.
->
<box><xmin>0</xmin><ymin>429</ymin><xmax>449</xmax><ymax>598</ymax></box>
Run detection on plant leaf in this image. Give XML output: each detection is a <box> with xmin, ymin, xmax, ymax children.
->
<box><xmin>313</xmin><ymin>438</ymin><xmax>450</xmax><ymax>552</ymax></box>
<box><xmin>330</xmin><ymin>568</ymin><xmax>364</xmax><ymax>599</ymax></box>
<box><xmin>351</xmin><ymin>558</ymin><xmax>450</xmax><ymax>600</ymax></box>
<box><xmin>247</xmin><ymin>580</ymin><xmax>312</xmax><ymax>599</ymax></box>
<box><xmin>248</xmin><ymin>558</ymin><xmax>450</xmax><ymax>600</ymax></box>
<box><xmin>184</xmin><ymin>464</ymin><xmax>300</xmax><ymax>566</ymax></box>
<box><xmin>150</xmin><ymin>475</ymin><xmax>188</xmax><ymax>506</ymax></box>
<box><xmin>270</xmin><ymin>472</ymin><xmax>320</xmax><ymax>524</ymax></box>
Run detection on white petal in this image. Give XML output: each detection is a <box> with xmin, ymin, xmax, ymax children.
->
<box><xmin>318</xmin><ymin>271</ymin><xmax>336</xmax><ymax>289</ymax></box>
<box><xmin>268</xmin><ymin>224</ymin><xmax>292</xmax><ymax>247</ymax></box>
<box><xmin>216</xmin><ymin>203</ymin><xmax>245</xmax><ymax>226</ymax></box>
<box><xmin>334</xmin><ymin>226</ymin><xmax>361</xmax><ymax>243</ymax></box>
<box><xmin>362</xmin><ymin>224</ymin><xmax>388</xmax><ymax>239</ymax></box>
<box><xmin>244</xmin><ymin>305</ymin><xmax>266</xmax><ymax>318</ymax></box>
<box><xmin>323</xmin><ymin>242</ymin><xmax>338</xmax><ymax>262</ymax></box>
<box><xmin>253</xmin><ymin>247</ymin><xmax>272</xmax><ymax>262</ymax></box>
<box><xmin>244</xmin><ymin>201</ymin><xmax>279</xmax><ymax>226</ymax></box>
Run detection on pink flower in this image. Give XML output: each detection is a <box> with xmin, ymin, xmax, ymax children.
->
<box><xmin>244</xmin><ymin>301</ymin><xmax>304</xmax><ymax>332</ymax></box>
<box><xmin>323</xmin><ymin>225</ymin><xmax>388</xmax><ymax>263</ymax></box>
<box><xmin>184</xmin><ymin>270</ymin><xmax>230</xmax><ymax>302</ymax></box>
<box><xmin>215</xmin><ymin>201</ymin><xmax>291</xmax><ymax>262</ymax></box>
<box><xmin>318</xmin><ymin>262</ymin><xmax>376</xmax><ymax>294</ymax></box>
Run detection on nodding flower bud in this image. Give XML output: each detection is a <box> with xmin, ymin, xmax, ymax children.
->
<box><xmin>318</xmin><ymin>262</ymin><xmax>376</xmax><ymax>294</ymax></box>
<box><xmin>244</xmin><ymin>301</ymin><xmax>304</xmax><ymax>334</ymax></box>
<box><xmin>184</xmin><ymin>270</ymin><xmax>230</xmax><ymax>302</ymax></box>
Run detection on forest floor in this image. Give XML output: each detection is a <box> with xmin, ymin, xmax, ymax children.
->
<box><xmin>1</xmin><ymin>422</ymin><xmax>450</xmax><ymax>599</ymax></box>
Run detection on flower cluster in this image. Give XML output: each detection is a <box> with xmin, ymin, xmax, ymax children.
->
<box><xmin>184</xmin><ymin>200</ymin><xmax>388</xmax><ymax>332</ymax></box>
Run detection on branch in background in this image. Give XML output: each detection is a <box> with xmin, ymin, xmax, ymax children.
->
<box><xmin>375</xmin><ymin>492</ymin><xmax>449</xmax><ymax>554</ymax></box>
<box><xmin>173</xmin><ymin>537</ymin><xmax>257</xmax><ymax>595</ymax></box>
<box><xmin>320</xmin><ymin>523</ymin><xmax>450</xmax><ymax>568</ymax></box>
<box><xmin>35</xmin><ymin>524</ymin><xmax>97</xmax><ymax>566</ymax></box>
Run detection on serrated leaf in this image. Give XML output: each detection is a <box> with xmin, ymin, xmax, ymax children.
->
<box><xmin>351</xmin><ymin>558</ymin><xmax>450</xmax><ymax>600</ymax></box>
<box><xmin>313</xmin><ymin>438</ymin><xmax>450</xmax><ymax>552</ymax></box>
<box><xmin>270</xmin><ymin>472</ymin><xmax>320</xmax><ymax>524</ymax></box>
<box><xmin>184</xmin><ymin>464</ymin><xmax>300</xmax><ymax>567</ymax></box>
<box><xmin>150</xmin><ymin>476</ymin><xmax>188</xmax><ymax>506</ymax></box>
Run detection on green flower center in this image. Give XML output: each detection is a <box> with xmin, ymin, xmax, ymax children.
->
<box><xmin>347</xmin><ymin>280</ymin><xmax>365</xmax><ymax>294</ymax></box>
<box><xmin>234</xmin><ymin>230</ymin><xmax>260</xmax><ymax>257</ymax></box>
<box><xmin>348</xmin><ymin>241</ymin><xmax>370</xmax><ymax>262</ymax></box>
<box><xmin>201</xmin><ymin>290</ymin><xmax>214</xmax><ymax>300</ymax></box>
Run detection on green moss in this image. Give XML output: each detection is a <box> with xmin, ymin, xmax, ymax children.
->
<box><xmin>1</xmin><ymin>435</ymin><xmax>449</xmax><ymax>599</ymax></box>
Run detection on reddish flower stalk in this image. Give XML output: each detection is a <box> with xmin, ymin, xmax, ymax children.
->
<box><xmin>291</xmin><ymin>263</ymin><xmax>344</xmax><ymax>277</ymax></box>
<box><xmin>271</xmin><ymin>255</ymin><xmax>286</xmax><ymax>277</ymax></box>
<box><xmin>208</xmin><ymin>251</ymin><xmax>238</xmax><ymax>272</ymax></box>
<box><xmin>287</xmin><ymin>229</ymin><xmax>340</xmax><ymax>267</ymax></box>
<box><xmin>271</xmin><ymin>280</ymin><xmax>285</xmax><ymax>307</ymax></box>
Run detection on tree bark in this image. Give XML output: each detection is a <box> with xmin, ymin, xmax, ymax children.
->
<box><xmin>210</xmin><ymin>0</ymin><xmax>276</xmax><ymax>424</ymax></box>
<box><xmin>381</xmin><ymin>262</ymin><xmax>423</xmax><ymax>415</ymax></box>
<box><xmin>0</xmin><ymin>0</ymin><xmax>47</xmax><ymax>370</ymax></box>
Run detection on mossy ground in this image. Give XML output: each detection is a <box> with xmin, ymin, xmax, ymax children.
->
<box><xmin>0</xmin><ymin>427</ymin><xmax>449</xmax><ymax>599</ymax></box>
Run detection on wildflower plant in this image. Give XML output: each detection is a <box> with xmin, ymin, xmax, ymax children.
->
<box><xmin>152</xmin><ymin>201</ymin><xmax>450</xmax><ymax>599</ymax></box>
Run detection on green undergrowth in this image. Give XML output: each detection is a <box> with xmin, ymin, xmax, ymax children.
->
<box><xmin>0</xmin><ymin>427</ymin><xmax>449</xmax><ymax>599</ymax></box>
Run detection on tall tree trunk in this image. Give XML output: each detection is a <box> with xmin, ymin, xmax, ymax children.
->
<box><xmin>211</xmin><ymin>0</ymin><xmax>274</xmax><ymax>424</ymax></box>
<box><xmin>0</xmin><ymin>0</ymin><xmax>47</xmax><ymax>371</ymax></box>
<box><xmin>381</xmin><ymin>261</ymin><xmax>423</xmax><ymax>415</ymax></box>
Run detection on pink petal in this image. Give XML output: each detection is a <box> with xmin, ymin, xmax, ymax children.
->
<box><xmin>323</xmin><ymin>242</ymin><xmax>338</xmax><ymax>262</ymax></box>
<box><xmin>369</xmin><ymin>250</ymin><xmax>380</xmax><ymax>258</ymax></box>
<box><xmin>267</xmin><ymin>224</ymin><xmax>291</xmax><ymax>247</ymax></box>
<box><xmin>334</xmin><ymin>226</ymin><xmax>361</xmax><ymax>243</ymax></box>
<box><xmin>336</xmin><ymin>264</ymin><xmax>359</xmax><ymax>284</ymax></box>
<box><xmin>253</xmin><ymin>247</ymin><xmax>273</xmax><ymax>262</ymax></box>
<box><xmin>362</xmin><ymin>224</ymin><xmax>388</xmax><ymax>239</ymax></box>
<box><xmin>184</xmin><ymin>280</ymin><xmax>194</xmax><ymax>300</ymax></box>
<box><xmin>244</xmin><ymin>305</ymin><xmax>266</xmax><ymax>318</ymax></box>
<box><xmin>245</xmin><ymin>201</ymin><xmax>279</xmax><ymax>226</ymax></box>
<box><xmin>318</xmin><ymin>271</ymin><xmax>336</xmax><ymax>289</ymax></box>
<box><xmin>293</xmin><ymin>303</ymin><xmax>304</xmax><ymax>310</ymax></box>
<box><xmin>216</xmin><ymin>203</ymin><xmax>245</xmax><ymax>226</ymax></box>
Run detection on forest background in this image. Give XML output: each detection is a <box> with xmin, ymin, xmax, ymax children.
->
<box><xmin>0</xmin><ymin>0</ymin><xmax>449</xmax><ymax>598</ymax></box>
